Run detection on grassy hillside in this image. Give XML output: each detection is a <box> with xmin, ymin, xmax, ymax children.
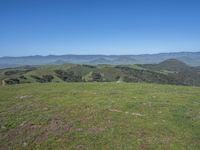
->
<box><xmin>0</xmin><ymin>83</ymin><xmax>200</xmax><ymax>149</ymax></box>
<box><xmin>1</xmin><ymin>60</ymin><xmax>200</xmax><ymax>86</ymax></box>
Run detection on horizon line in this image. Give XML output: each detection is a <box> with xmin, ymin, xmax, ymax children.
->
<box><xmin>1</xmin><ymin>51</ymin><xmax>200</xmax><ymax>58</ymax></box>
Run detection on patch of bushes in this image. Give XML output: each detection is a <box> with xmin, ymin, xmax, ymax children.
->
<box><xmin>4</xmin><ymin>70</ymin><xmax>22</xmax><ymax>76</ymax></box>
<box><xmin>55</xmin><ymin>70</ymin><xmax>82</xmax><ymax>82</ymax></box>
<box><xmin>31</xmin><ymin>75</ymin><xmax>54</xmax><ymax>83</ymax></box>
<box><xmin>42</xmin><ymin>75</ymin><xmax>54</xmax><ymax>82</ymax></box>
<box><xmin>90</xmin><ymin>72</ymin><xmax>103</xmax><ymax>82</ymax></box>
<box><xmin>4</xmin><ymin>69</ymin><xmax>33</xmax><ymax>76</ymax></box>
<box><xmin>116</xmin><ymin>66</ymin><xmax>181</xmax><ymax>85</ymax></box>
<box><xmin>4</xmin><ymin>78</ymin><xmax>20</xmax><ymax>85</ymax></box>
<box><xmin>83</xmin><ymin>71</ymin><xmax>104</xmax><ymax>82</ymax></box>
<box><xmin>19</xmin><ymin>75</ymin><xmax>27</xmax><ymax>79</ymax></box>
<box><xmin>82</xmin><ymin>64</ymin><xmax>96</xmax><ymax>68</ymax></box>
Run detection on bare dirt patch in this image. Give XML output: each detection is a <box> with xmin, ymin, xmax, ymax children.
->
<box><xmin>1</xmin><ymin>122</ymin><xmax>42</xmax><ymax>149</ymax></box>
<box><xmin>35</xmin><ymin>118</ymin><xmax>72</xmax><ymax>143</ymax></box>
<box><xmin>1</xmin><ymin>118</ymin><xmax>72</xmax><ymax>148</ymax></box>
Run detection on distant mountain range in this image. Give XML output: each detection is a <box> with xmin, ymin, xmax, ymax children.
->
<box><xmin>0</xmin><ymin>52</ymin><xmax>200</xmax><ymax>68</ymax></box>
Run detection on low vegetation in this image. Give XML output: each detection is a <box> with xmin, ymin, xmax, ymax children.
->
<box><xmin>0</xmin><ymin>83</ymin><xmax>199</xmax><ymax>149</ymax></box>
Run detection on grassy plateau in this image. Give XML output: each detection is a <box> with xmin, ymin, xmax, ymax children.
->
<box><xmin>0</xmin><ymin>82</ymin><xmax>200</xmax><ymax>150</ymax></box>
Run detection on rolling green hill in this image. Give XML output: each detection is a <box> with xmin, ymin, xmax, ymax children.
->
<box><xmin>0</xmin><ymin>83</ymin><xmax>200</xmax><ymax>149</ymax></box>
<box><xmin>140</xmin><ymin>59</ymin><xmax>190</xmax><ymax>72</ymax></box>
<box><xmin>0</xmin><ymin>59</ymin><xmax>200</xmax><ymax>86</ymax></box>
<box><xmin>140</xmin><ymin>59</ymin><xmax>200</xmax><ymax>86</ymax></box>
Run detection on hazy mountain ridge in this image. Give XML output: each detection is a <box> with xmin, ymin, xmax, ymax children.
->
<box><xmin>0</xmin><ymin>52</ymin><xmax>200</xmax><ymax>69</ymax></box>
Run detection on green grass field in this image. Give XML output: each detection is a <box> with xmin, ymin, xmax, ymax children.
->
<box><xmin>0</xmin><ymin>83</ymin><xmax>200</xmax><ymax>150</ymax></box>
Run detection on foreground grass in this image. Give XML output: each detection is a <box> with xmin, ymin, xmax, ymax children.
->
<box><xmin>0</xmin><ymin>83</ymin><xmax>200</xmax><ymax>150</ymax></box>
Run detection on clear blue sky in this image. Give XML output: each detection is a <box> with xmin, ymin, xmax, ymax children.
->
<box><xmin>0</xmin><ymin>0</ymin><xmax>200</xmax><ymax>56</ymax></box>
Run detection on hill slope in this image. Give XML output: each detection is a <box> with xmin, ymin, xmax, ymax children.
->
<box><xmin>1</xmin><ymin>59</ymin><xmax>200</xmax><ymax>86</ymax></box>
<box><xmin>140</xmin><ymin>59</ymin><xmax>190</xmax><ymax>72</ymax></box>
<box><xmin>0</xmin><ymin>83</ymin><xmax>200</xmax><ymax>149</ymax></box>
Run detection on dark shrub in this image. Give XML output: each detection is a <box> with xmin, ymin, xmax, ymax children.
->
<box><xmin>4</xmin><ymin>78</ymin><xmax>20</xmax><ymax>85</ymax></box>
<box><xmin>31</xmin><ymin>75</ymin><xmax>54</xmax><ymax>83</ymax></box>
<box><xmin>55</xmin><ymin>70</ymin><xmax>82</xmax><ymax>82</ymax></box>
<box><xmin>19</xmin><ymin>76</ymin><xmax>27</xmax><ymax>79</ymax></box>
<box><xmin>90</xmin><ymin>72</ymin><xmax>103</xmax><ymax>82</ymax></box>
<box><xmin>42</xmin><ymin>75</ymin><xmax>54</xmax><ymax>82</ymax></box>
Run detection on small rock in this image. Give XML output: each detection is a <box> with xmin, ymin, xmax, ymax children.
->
<box><xmin>22</xmin><ymin>142</ymin><xmax>28</xmax><ymax>147</ymax></box>
<box><xmin>1</xmin><ymin>125</ymin><xmax>6</xmax><ymax>129</ymax></box>
<box><xmin>76</xmin><ymin>128</ymin><xmax>83</xmax><ymax>131</ymax></box>
<box><xmin>18</xmin><ymin>95</ymin><xmax>32</xmax><ymax>100</ymax></box>
<box><xmin>131</xmin><ymin>113</ymin><xmax>144</xmax><ymax>117</ymax></box>
<box><xmin>43</xmin><ymin>107</ymin><xmax>48</xmax><ymax>111</ymax></box>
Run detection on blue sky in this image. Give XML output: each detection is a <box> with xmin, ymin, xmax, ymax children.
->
<box><xmin>0</xmin><ymin>0</ymin><xmax>200</xmax><ymax>56</ymax></box>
